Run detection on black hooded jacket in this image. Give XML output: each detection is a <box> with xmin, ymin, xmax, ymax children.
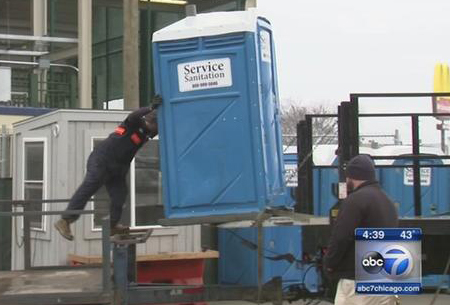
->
<box><xmin>323</xmin><ymin>181</ymin><xmax>398</xmax><ymax>280</ymax></box>
<box><xmin>95</xmin><ymin>107</ymin><xmax>154</xmax><ymax>165</ymax></box>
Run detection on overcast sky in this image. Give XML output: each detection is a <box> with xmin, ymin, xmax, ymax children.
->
<box><xmin>257</xmin><ymin>0</ymin><xmax>450</xmax><ymax>108</ymax></box>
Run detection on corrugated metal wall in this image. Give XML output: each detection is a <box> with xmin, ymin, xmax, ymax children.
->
<box><xmin>11</xmin><ymin>110</ymin><xmax>200</xmax><ymax>269</ymax></box>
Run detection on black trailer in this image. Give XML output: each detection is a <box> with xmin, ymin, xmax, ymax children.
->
<box><xmin>296</xmin><ymin>92</ymin><xmax>450</xmax><ymax>290</ymax></box>
<box><xmin>0</xmin><ymin>199</ymin><xmax>325</xmax><ymax>305</ymax></box>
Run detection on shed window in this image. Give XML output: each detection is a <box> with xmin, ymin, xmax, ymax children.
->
<box><xmin>23</xmin><ymin>140</ymin><xmax>46</xmax><ymax>230</ymax></box>
<box><xmin>90</xmin><ymin>137</ymin><xmax>162</xmax><ymax>230</ymax></box>
<box><xmin>132</xmin><ymin>139</ymin><xmax>163</xmax><ymax>227</ymax></box>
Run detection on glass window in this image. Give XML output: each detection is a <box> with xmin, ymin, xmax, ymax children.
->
<box><xmin>24</xmin><ymin>183</ymin><xmax>44</xmax><ymax>228</ymax></box>
<box><xmin>108</xmin><ymin>8</ymin><xmax>123</xmax><ymax>39</ymax></box>
<box><xmin>90</xmin><ymin>137</ymin><xmax>162</xmax><ymax>230</ymax></box>
<box><xmin>25</xmin><ymin>142</ymin><xmax>44</xmax><ymax>181</ymax></box>
<box><xmin>154</xmin><ymin>12</ymin><xmax>182</xmax><ymax>31</ymax></box>
<box><xmin>133</xmin><ymin>139</ymin><xmax>163</xmax><ymax>226</ymax></box>
<box><xmin>93</xmin><ymin>58</ymin><xmax>107</xmax><ymax>106</ymax></box>
<box><xmin>23</xmin><ymin>141</ymin><xmax>45</xmax><ymax>230</ymax></box>
<box><xmin>93</xmin><ymin>7</ymin><xmax>107</xmax><ymax>43</ymax></box>
<box><xmin>92</xmin><ymin>7</ymin><xmax>124</xmax><ymax>107</ymax></box>
<box><xmin>92</xmin><ymin>138</ymin><xmax>109</xmax><ymax>229</ymax></box>
<box><xmin>108</xmin><ymin>52</ymin><xmax>123</xmax><ymax>100</ymax></box>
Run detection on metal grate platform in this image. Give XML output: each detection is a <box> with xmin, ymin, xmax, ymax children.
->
<box><xmin>0</xmin><ymin>267</ymin><xmax>111</xmax><ymax>305</ymax></box>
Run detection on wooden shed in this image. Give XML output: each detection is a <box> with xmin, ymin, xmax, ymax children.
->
<box><xmin>11</xmin><ymin>109</ymin><xmax>200</xmax><ymax>269</ymax></box>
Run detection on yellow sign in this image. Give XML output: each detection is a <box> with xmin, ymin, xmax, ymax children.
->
<box><xmin>433</xmin><ymin>63</ymin><xmax>450</xmax><ymax>119</ymax></box>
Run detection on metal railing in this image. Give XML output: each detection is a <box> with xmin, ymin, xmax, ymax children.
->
<box><xmin>0</xmin><ymin>198</ymin><xmax>111</xmax><ymax>294</ymax></box>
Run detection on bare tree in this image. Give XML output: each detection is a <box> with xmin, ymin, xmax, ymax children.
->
<box><xmin>280</xmin><ymin>102</ymin><xmax>337</xmax><ymax>146</ymax></box>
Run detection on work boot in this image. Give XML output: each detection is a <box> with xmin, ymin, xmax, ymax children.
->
<box><xmin>110</xmin><ymin>223</ymin><xmax>130</xmax><ymax>236</ymax></box>
<box><xmin>54</xmin><ymin>219</ymin><xmax>74</xmax><ymax>241</ymax></box>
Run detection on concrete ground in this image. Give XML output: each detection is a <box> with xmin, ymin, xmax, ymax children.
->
<box><xmin>209</xmin><ymin>293</ymin><xmax>450</xmax><ymax>305</ymax></box>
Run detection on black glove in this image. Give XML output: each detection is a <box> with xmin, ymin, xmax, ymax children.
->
<box><xmin>150</xmin><ymin>95</ymin><xmax>163</xmax><ymax>110</ymax></box>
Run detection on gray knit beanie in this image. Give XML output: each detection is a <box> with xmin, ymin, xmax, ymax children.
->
<box><xmin>345</xmin><ymin>154</ymin><xmax>376</xmax><ymax>181</ymax></box>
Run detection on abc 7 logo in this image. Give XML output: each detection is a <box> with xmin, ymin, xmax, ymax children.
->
<box><xmin>361</xmin><ymin>245</ymin><xmax>414</xmax><ymax>279</ymax></box>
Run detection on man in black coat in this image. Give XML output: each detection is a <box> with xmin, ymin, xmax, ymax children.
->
<box><xmin>324</xmin><ymin>154</ymin><xmax>398</xmax><ymax>305</ymax></box>
<box><xmin>55</xmin><ymin>107</ymin><xmax>158</xmax><ymax>240</ymax></box>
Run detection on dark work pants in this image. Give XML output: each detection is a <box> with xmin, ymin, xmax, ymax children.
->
<box><xmin>63</xmin><ymin>151</ymin><xmax>128</xmax><ymax>227</ymax></box>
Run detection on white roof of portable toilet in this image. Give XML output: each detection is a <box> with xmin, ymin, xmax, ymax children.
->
<box><xmin>282</xmin><ymin>144</ymin><xmax>449</xmax><ymax>166</ymax></box>
<box><xmin>313</xmin><ymin>145</ymin><xmax>338</xmax><ymax>165</ymax></box>
<box><xmin>372</xmin><ymin>145</ymin><xmax>449</xmax><ymax>165</ymax></box>
<box><xmin>283</xmin><ymin>145</ymin><xmax>296</xmax><ymax>154</ymax></box>
<box><xmin>152</xmin><ymin>9</ymin><xmax>264</xmax><ymax>42</ymax></box>
<box><xmin>283</xmin><ymin>144</ymin><xmax>339</xmax><ymax>166</ymax></box>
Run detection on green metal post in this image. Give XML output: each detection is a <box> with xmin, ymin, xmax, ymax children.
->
<box><xmin>69</xmin><ymin>73</ymin><xmax>77</xmax><ymax>108</ymax></box>
<box><xmin>29</xmin><ymin>74</ymin><xmax>39</xmax><ymax>107</ymax></box>
<box><xmin>0</xmin><ymin>178</ymin><xmax>12</xmax><ymax>271</ymax></box>
<box><xmin>238</xmin><ymin>0</ymin><xmax>247</xmax><ymax>10</ymax></box>
<box><xmin>48</xmin><ymin>0</ymin><xmax>56</xmax><ymax>36</ymax></box>
<box><xmin>139</xmin><ymin>8</ymin><xmax>150</xmax><ymax>107</ymax></box>
<box><xmin>104</xmin><ymin>8</ymin><xmax>110</xmax><ymax>110</ymax></box>
<box><xmin>139</xmin><ymin>7</ymin><xmax>156</xmax><ymax>107</ymax></box>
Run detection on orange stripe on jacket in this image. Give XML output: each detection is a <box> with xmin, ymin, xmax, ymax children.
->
<box><xmin>131</xmin><ymin>133</ymin><xmax>142</xmax><ymax>145</ymax></box>
<box><xmin>114</xmin><ymin>126</ymin><xmax>126</xmax><ymax>136</ymax></box>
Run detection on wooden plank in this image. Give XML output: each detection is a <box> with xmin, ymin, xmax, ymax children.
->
<box><xmin>136</xmin><ymin>250</ymin><xmax>219</xmax><ymax>262</ymax></box>
<box><xmin>158</xmin><ymin>213</ymin><xmax>262</xmax><ymax>226</ymax></box>
<box><xmin>68</xmin><ymin>254</ymin><xmax>103</xmax><ymax>265</ymax></box>
<box><xmin>68</xmin><ymin>250</ymin><xmax>219</xmax><ymax>265</ymax></box>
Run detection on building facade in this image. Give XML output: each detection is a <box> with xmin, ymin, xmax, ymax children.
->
<box><xmin>0</xmin><ymin>0</ymin><xmax>249</xmax><ymax>109</ymax></box>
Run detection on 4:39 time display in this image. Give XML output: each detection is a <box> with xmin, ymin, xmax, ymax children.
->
<box><xmin>362</xmin><ymin>230</ymin><xmax>385</xmax><ymax>239</ymax></box>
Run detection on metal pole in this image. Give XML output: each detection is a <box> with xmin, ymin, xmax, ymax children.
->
<box><xmin>1</xmin><ymin>125</ymin><xmax>7</xmax><ymax>178</ymax></box>
<box><xmin>185</xmin><ymin>4</ymin><xmax>197</xmax><ymax>16</ymax></box>
<box><xmin>337</xmin><ymin>105</ymin><xmax>345</xmax><ymax>182</ymax></box>
<box><xmin>254</xmin><ymin>213</ymin><xmax>270</xmax><ymax>304</ymax></box>
<box><xmin>305</xmin><ymin>116</ymin><xmax>314</xmax><ymax>212</ymax></box>
<box><xmin>123</xmin><ymin>0</ymin><xmax>140</xmax><ymax>110</ymax></box>
<box><xmin>32</xmin><ymin>0</ymin><xmax>48</xmax><ymax>107</ymax></box>
<box><xmin>245</xmin><ymin>0</ymin><xmax>257</xmax><ymax>10</ymax></box>
<box><xmin>0</xmin><ymin>60</ymin><xmax>79</xmax><ymax>72</ymax></box>
<box><xmin>257</xmin><ymin>219</ymin><xmax>263</xmax><ymax>304</ymax></box>
<box><xmin>113</xmin><ymin>244</ymin><xmax>129</xmax><ymax>305</ymax></box>
<box><xmin>128</xmin><ymin>244</ymin><xmax>137</xmax><ymax>284</ymax></box>
<box><xmin>24</xmin><ymin>211</ymin><xmax>32</xmax><ymax>270</ymax></box>
<box><xmin>78</xmin><ymin>0</ymin><xmax>92</xmax><ymax>109</ymax></box>
<box><xmin>349</xmin><ymin>96</ymin><xmax>360</xmax><ymax>158</ymax></box>
<box><xmin>102</xmin><ymin>217</ymin><xmax>111</xmax><ymax>293</ymax></box>
<box><xmin>412</xmin><ymin>115</ymin><xmax>422</xmax><ymax>216</ymax></box>
<box><xmin>0</xmin><ymin>34</ymin><xmax>78</xmax><ymax>43</ymax></box>
<box><xmin>32</xmin><ymin>0</ymin><xmax>47</xmax><ymax>38</ymax></box>
<box><xmin>441</xmin><ymin>120</ymin><xmax>446</xmax><ymax>154</ymax></box>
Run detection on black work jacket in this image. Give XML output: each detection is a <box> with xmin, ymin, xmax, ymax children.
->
<box><xmin>323</xmin><ymin>181</ymin><xmax>398</xmax><ymax>280</ymax></box>
<box><xmin>95</xmin><ymin>107</ymin><xmax>153</xmax><ymax>165</ymax></box>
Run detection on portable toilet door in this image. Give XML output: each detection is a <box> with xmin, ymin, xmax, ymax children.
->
<box><xmin>152</xmin><ymin>10</ymin><xmax>287</xmax><ymax>219</ymax></box>
<box><xmin>380</xmin><ymin>158</ymin><xmax>445</xmax><ymax>217</ymax></box>
<box><xmin>282</xmin><ymin>146</ymin><xmax>298</xmax><ymax>208</ymax></box>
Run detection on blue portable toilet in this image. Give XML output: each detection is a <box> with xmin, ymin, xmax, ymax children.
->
<box><xmin>152</xmin><ymin>10</ymin><xmax>287</xmax><ymax>219</ymax></box>
<box><xmin>282</xmin><ymin>146</ymin><xmax>298</xmax><ymax>208</ymax></box>
<box><xmin>282</xmin><ymin>144</ymin><xmax>340</xmax><ymax>216</ymax></box>
<box><xmin>311</xmin><ymin>146</ymin><xmax>379</xmax><ymax>216</ymax></box>
<box><xmin>376</xmin><ymin>146</ymin><xmax>450</xmax><ymax>217</ymax></box>
<box><xmin>218</xmin><ymin>221</ymin><xmax>321</xmax><ymax>292</ymax></box>
<box><xmin>311</xmin><ymin>145</ymin><xmax>339</xmax><ymax>216</ymax></box>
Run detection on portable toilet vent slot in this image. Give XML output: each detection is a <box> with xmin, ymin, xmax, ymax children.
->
<box><xmin>153</xmin><ymin>9</ymin><xmax>289</xmax><ymax>219</ymax></box>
